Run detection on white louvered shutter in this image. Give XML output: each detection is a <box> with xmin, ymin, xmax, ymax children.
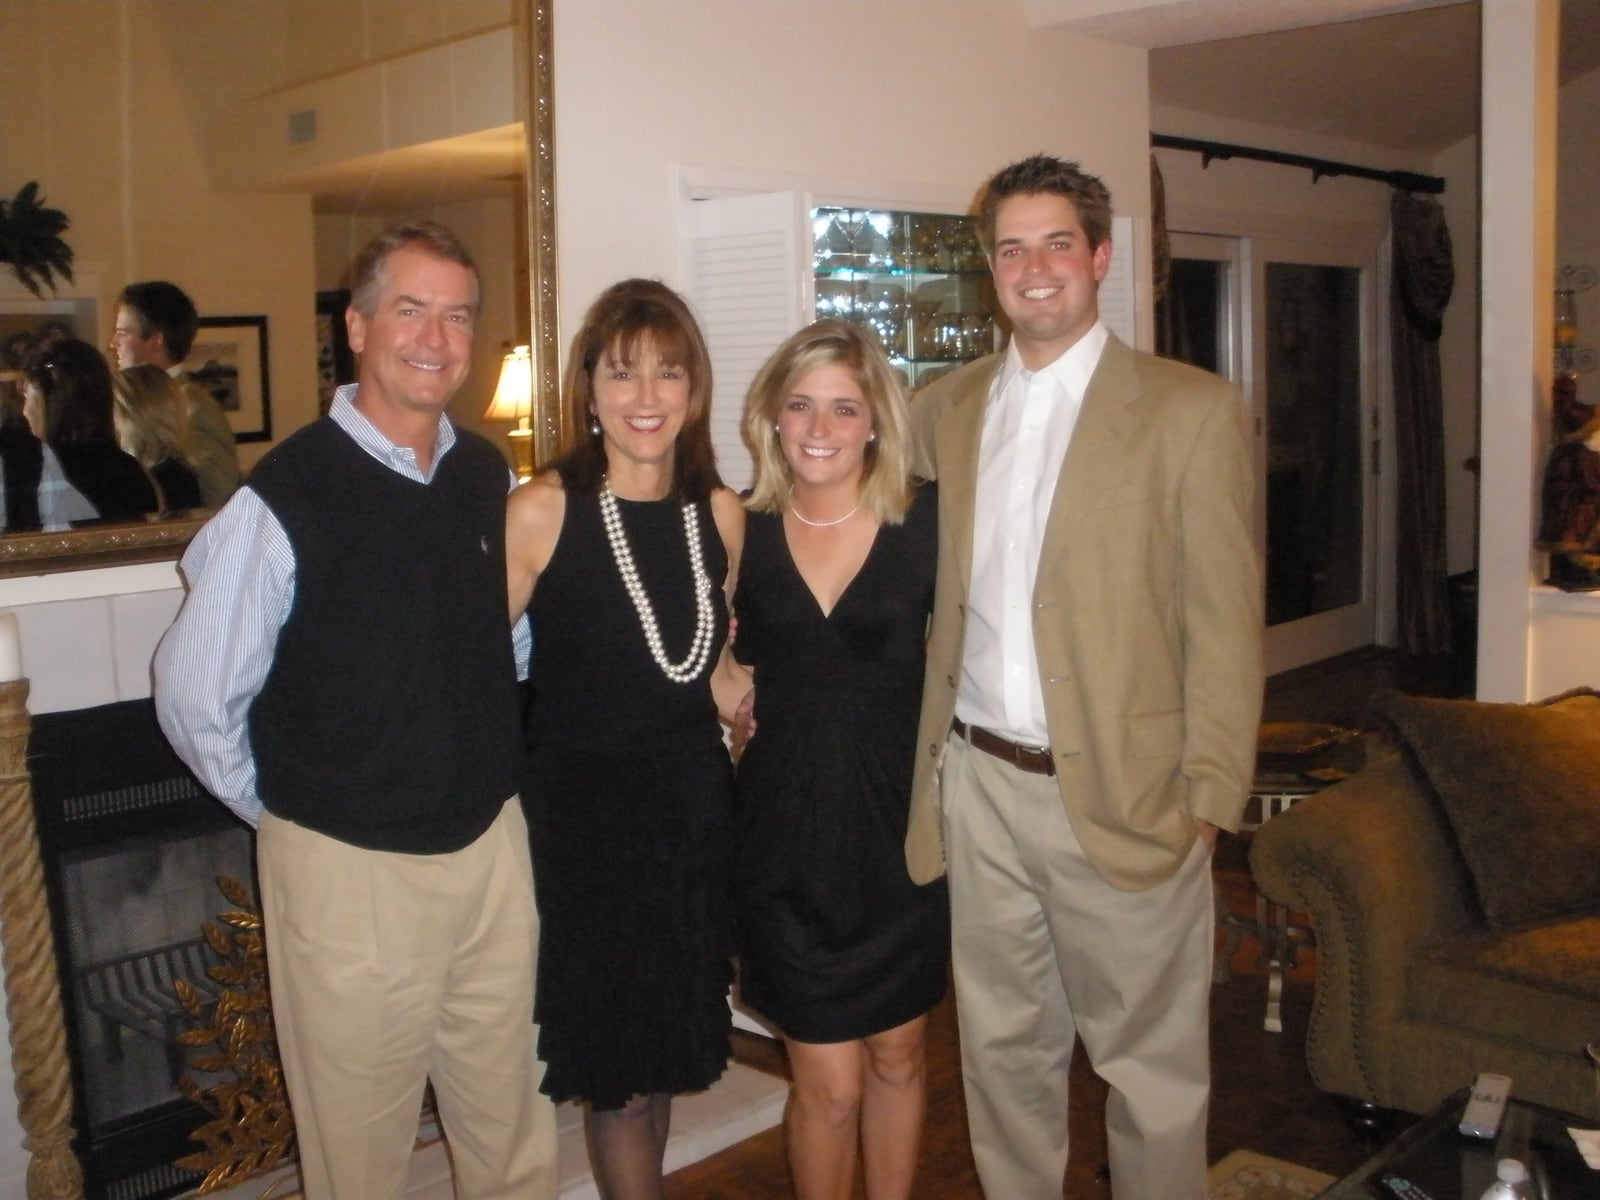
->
<box><xmin>688</xmin><ymin>192</ymin><xmax>811</xmax><ymax>494</ymax></box>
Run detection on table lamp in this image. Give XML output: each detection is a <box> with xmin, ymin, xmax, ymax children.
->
<box><xmin>484</xmin><ymin>344</ymin><xmax>535</xmax><ymax>482</ymax></box>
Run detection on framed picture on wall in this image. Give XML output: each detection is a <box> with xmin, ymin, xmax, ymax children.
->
<box><xmin>189</xmin><ymin>315</ymin><xmax>271</xmax><ymax>443</ymax></box>
<box><xmin>315</xmin><ymin>290</ymin><xmax>355</xmax><ymax>415</ymax></box>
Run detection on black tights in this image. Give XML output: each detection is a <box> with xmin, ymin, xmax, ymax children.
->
<box><xmin>586</xmin><ymin>1092</ymin><xmax>672</xmax><ymax>1200</ymax></box>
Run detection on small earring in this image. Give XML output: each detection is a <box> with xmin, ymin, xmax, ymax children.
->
<box><xmin>590</xmin><ymin>414</ymin><xmax>601</xmax><ymax>436</ymax></box>
<box><xmin>773</xmin><ymin>422</ymin><xmax>780</xmax><ymax>433</ymax></box>
<box><xmin>868</xmin><ymin>431</ymin><xmax>877</xmax><ymax>442</ymax></box>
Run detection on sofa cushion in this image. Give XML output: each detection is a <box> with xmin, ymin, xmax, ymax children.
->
<box><xmin>1373</xmin><ymin>688</ymin><xmax>1600</xmax><ymax>929</ymax></box>
<box><xmin>1408</xmin><ymin>916</ymin><xmax>1600</xmax><ymax>1055</ymax></box>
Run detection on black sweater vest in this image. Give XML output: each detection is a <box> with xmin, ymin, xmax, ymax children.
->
<box><xmin>248</xmin><ymin>419</ymin><xmax>521</xmax><ymax>853</ymax></box>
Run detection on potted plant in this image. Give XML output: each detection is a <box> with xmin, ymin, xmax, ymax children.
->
<box><xmin>0</xmin><ymin>181</ymin><xmax>74</xmax><ymax>297</ymax></box>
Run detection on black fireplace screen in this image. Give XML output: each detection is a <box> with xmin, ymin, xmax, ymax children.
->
<box><xmin>29</xmin><ymin>698</ymin><xmax>255</xmax><ymax>1200</ymax></box>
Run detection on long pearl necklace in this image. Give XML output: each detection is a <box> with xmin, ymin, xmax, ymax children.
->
<box><xmin>599</xmin><ymin>478</ymin><xmax>716</xmax><ymax>684</ymax></box>
<box><xmin>788</xmin><ymin>487</ymin><xmax>859</xmax><ymax>528</ymax></box>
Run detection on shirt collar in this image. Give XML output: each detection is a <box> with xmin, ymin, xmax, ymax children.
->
<box><xmin>992</xmin><ymin>320</ymin><xmax>1110</xmax><ymax>399</ymax></box>
<box><xmin>329</xmin><ymin>383</ymin><xmax>456</xmax><ymax>480</ymax></box>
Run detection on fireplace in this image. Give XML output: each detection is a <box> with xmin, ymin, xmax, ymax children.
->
<box><xmin>28</xmin><ymin>698</ymin><xmax>254</xmax><ymax>1200</ymax></box>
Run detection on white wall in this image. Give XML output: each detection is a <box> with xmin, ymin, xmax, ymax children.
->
<box><xmin>1476</xmin><ymin>0</ymin><xmax>1559</xmax><ymax>702</ymax></box>
<box><xmin>552</xmin><ymin>0</ymin><xmax>1153</xmax><ymax>335</ymax></box>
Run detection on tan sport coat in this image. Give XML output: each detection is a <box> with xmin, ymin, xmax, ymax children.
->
<box><xmin>904</xmin><ymin>334</ymin><xmax>1264</xmax><ymax>892</ymax></box>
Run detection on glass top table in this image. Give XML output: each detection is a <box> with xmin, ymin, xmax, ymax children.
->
<box><xmin>1319</xmin><ymin>1087</ymin><xmax>1599</xmax><ymax>1199</ymax></box>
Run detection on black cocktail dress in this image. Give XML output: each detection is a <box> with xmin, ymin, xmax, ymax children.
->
<box><xmin>522</xmin><ymin>490</ymin><xmax>734</xmax><ymax>1109</ymax></box>
<box><xmin>733</xmin><ymin>483</ymin><xmax>948</xmax><ymax>1043</ymax></box>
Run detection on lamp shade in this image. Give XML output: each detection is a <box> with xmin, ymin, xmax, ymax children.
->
<box><xmin>484</xmin><ymin>345</ymin><xmax>534</xmax><ymax>423</ymax></box>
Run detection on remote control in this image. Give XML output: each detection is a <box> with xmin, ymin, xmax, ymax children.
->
<box><xmin>1459</xmin><ymin>1071</ymin><xmax>1512</xmax><ymax>1140</ymax></box>
<box><xmin>1377</xmin><ymin>1174</ymin><xmax>1436</xmax><ymax>1200</ymax></box>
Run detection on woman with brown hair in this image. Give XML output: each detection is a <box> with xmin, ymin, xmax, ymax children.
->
<box><xmin>21</xmin><ymin>339</ymin><xmax>158</xmax><ymax>522</ymax></box>
<box><xmin>506</xmin><ymin>278</ymin><xmax>743</xmax><ymax>1200</ymax></box>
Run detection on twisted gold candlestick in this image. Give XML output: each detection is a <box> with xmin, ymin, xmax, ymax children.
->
<box><xmin>0</xmin><ymin>677</ymin><xmax>85</xmax><ymax>1198</ymax></box>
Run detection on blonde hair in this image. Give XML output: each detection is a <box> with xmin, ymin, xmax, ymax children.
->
<box><xmin>112</xmin><ymin>363</ymin><xmax>190</xmax><ymax>467</ymax></box>
<box><xmin>742</xmin><ymin>319</ymin><xmax>914</xmax><ymax>524</ymax></box>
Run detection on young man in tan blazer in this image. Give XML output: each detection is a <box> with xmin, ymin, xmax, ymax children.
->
<box><xmin>905</xmin><ymin>155</ymin><xmax>1263</xmax><ymax>1199</ymax></box>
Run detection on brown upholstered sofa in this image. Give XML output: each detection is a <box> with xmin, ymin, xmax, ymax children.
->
<box><xmin>1249</xmin><ymin>688</ymin><xmax>1600</xmax><ymax>1121</ymax></box>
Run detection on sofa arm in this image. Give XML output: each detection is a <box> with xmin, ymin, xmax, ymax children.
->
<box><xmin>1248</xmin><ymin>753</ymin><xmax>1478</xmax><ymax>1105</ymax></box>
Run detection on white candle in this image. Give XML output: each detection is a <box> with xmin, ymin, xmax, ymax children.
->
<box><xmin>0</xmin><ymin>610</ymin><xmax>22</xmax><ymax>682</ymax></box>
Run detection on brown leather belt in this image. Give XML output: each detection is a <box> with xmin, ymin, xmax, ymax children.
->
<box><xmin>951</xmin><ymin>717</ymin><xmax>1055</xmax><ymax>776</ymax></box>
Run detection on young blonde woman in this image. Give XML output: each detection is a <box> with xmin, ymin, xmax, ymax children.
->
<box><xmin>112</xmin><ymin>363</ymin><xmax>203</xmax><ymax>512</ymax></box>
<box><xmin>722</xmin><ymin>319</ymin><xmax>947</xmax><ymax>1200</ymax></box>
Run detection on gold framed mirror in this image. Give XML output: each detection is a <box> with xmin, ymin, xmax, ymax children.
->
<box><xmin>1</xmin><ymin>1</ymin><xmax>559</xmax><ymax>580</ymax></box>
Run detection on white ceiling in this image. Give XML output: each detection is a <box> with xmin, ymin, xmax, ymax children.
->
<box><xmin>1038</xmin><ymin>0</ymin><xmax>1600</xmax><ymax>156</ymax></box>
<box><xmin>306</xmin><ymin>1</ymin><xmax>1600</xmax><ymax>209</ymax></box>
<box><xmin>1030</xmin><ymin>0</ymin><xmax>1466</xmax><ymax>48</ymax></box>
<box><xmin>307</xmin><ymin>125</ymin><xmax>524</xmax><ymax>216</ymax></box>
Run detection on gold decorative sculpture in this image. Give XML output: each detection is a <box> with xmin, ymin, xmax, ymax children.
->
<box><xmin>173</xmin><ymin>876</ymin><xmax>294</xmax><ymax>1194</ymax></box>
<box><xmin>0</xmin><ymin>676</ymin><xmax>86</xmax><ymax>1199</ymax></box>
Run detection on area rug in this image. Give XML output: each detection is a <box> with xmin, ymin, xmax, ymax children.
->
<box><xmin>1208</xmin><ymin>1148</ymin><xmax>1336</xmax><ymax>1199</ymax></box>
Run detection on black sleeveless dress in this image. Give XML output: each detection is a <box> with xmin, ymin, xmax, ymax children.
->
<box><xmin>522</xmin><ymin>491</ymin><xmax>734</xmax><ymax>1110</ymax></box>
<box><xmin>733</xmin><ymin>483</ymin><xmax>949</xmax><ymax>1043</ymax></box>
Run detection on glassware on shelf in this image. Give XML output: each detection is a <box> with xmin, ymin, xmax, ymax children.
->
<box><xmin>934</xmin><ymin>312</ymin><xmax>966</xmax><ymax>359</ymax></box>
<box><xmin>812</xmin><ymin>205</ymin><xmax>997</xmax><ymax>378</ymax></box>
<box><xmin>815</xmin><ymin>278</ymin><xmax>855</xmax><ymax>321</ymax></box>
<box><xmin>961</xmin><ymin>311</ymin><xmax>994</xmax><ymax>358</ymax></box>
<box><xmin>907</xmin><ymin>218</ymin><xmax>943</xmax><ymax>272</ymax></box>
<box><xmin>910</xmin><ymin>297</ymin><xmax>944</xmax><ymax>358</ymax></box>
<box><xmin>859</xmin><ymin>282</ymin><xmax>907</xmax><ymax>358</ymax></box>
<box><xmin>862</xmin><ymin>211</ymin><xmax>898</xmax><ymax>271</ymax></box>
<box><xmin>833</xmin><ymin>211</ymin><xmax>870</xmax><ymax>271</ymax></box>
<box><xmin>813</xmin><ymin>212</ymin><xmax>851</xmax><ymax>273</ymax></box>
<box><xmin>950</xmin><ymin>223</ymin><xmax>987</xmax><ymax>273</ymax></box>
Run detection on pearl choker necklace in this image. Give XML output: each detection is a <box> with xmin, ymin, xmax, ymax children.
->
<box><xmin>788</xmin><ymin>488</ymin><xmax>860</xmax><ymax>528</ymax></box>
<box><xmin>599</xmin><ymin>479</ymin><xmax>716</xmax><ymax>684</ymax></box>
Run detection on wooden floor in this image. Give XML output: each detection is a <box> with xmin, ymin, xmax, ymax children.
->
<box><xmin>663</xmin><ymin>646</ymin><xmax>1468</xmax><ymax>1199</ymax></box>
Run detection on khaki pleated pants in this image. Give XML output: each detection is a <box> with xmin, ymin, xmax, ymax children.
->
<box><xmin>258</xmin><ymin>798</ymin><xmax>557</xmax><ymax>1200</ymax></box>
<box><xmin>941</xmin><ymin>736</ymin><xmax>1214</xmax><ymax>1200</ymax></box>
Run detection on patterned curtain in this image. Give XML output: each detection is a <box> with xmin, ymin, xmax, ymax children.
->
<box><xmin>1390</xmin><ymin>190</ymin><xmax>1455</xmax><ymax>654</ymax></box>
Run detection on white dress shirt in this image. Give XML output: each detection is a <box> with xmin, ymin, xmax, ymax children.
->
<box><xmin>956</xmin><ymin>322</ymin><xmax>1108</xmax><ymax>745</ymax></box>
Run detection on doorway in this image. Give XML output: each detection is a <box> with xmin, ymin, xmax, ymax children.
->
<box><xmin>1159</xmin><ymin>232</ymin><xmax>1380</xmax><ymax>673</ymax></box>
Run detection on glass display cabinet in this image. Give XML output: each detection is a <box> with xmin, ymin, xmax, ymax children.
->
<box><xmin>812</xmin><ymin>206</ymin><xmax>999</xmax><ymax>388</ymax></box>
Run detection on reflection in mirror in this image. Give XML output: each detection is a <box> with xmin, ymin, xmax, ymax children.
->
<box><xmin>1</xmin><ymin>0</ymin><xmax>558</xmax><ymax>576</ymax></box>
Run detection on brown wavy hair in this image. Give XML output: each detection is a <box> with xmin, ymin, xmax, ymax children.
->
<box><xmin>552</xmin><ymin>278</ymin><xmax>722</xmax><ymax>502</ymax></box>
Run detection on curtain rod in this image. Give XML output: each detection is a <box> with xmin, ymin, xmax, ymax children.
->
<box><xmin>1152</xmin><ymin>133</ymin><xmax>1445</xmax><ymax>195</ymax></box>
